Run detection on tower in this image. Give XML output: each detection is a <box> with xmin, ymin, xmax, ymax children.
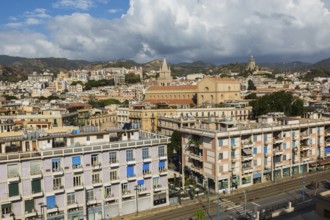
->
<box><xmin>157</xmin><ymin>57</ymin><xmax>172</xmax><ymax>86</ymax></box>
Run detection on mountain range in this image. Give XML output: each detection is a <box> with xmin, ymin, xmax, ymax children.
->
<box><xmin>1</xmin><ymin>55</ymin><xmax>330</xmax><ymax>82</ymax></box>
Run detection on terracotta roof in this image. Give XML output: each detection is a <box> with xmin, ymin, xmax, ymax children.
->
<box><xmin>68</xmin><ymin>102</ymin><xmax>91</xmax><ymax>108</ymax></box>
<box><xmin>147</xmin><ymin>85</ymin><xmax>197</xmax><ymax>91</ymax></box>
<box><xmin>144</xmin><ymin>99</ymin><xmax>194</xmax><ymax>105</ymax></box>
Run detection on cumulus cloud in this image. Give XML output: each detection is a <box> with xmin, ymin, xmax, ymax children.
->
<box><xmin>2</xmin><ymin>0</ymin><xmax>330</xmax><ymax>63</ymax></box>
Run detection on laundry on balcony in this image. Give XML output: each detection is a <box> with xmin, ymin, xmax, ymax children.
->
<box><xmin>242</xmin><ymin>149</ymin><xmax>252</xmax><ymax>155</ymax></box>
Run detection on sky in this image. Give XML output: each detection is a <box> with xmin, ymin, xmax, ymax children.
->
<box><xmin>1</xmin><ymin>0</ymin><xmax>330</xmax><ymax>64</ymax></box>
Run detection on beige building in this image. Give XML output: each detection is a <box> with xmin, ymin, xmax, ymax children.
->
<box><xmin>197</xmin><ymin>77</ymin><xmax>241</xmax><ymax>105</ymax></box>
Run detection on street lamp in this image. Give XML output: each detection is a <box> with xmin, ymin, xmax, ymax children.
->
<box><xmin>134</xmin><ymin>185</ymin><xmax>139</xmax><ymax>215</ymax></box>
<box><xmin>217</xmin><ymin>190</ymin><xmax>221</xmax><ymax>220</ymax></box>
<box><xmin>38</xmin><ymin>202</ymin><xmax>46</xmax><ymax>220</ymax></box>
<box><xmin>302</xmin><ymin>162</ymin><xmax>305</xmax><ymax>202</ymax></box>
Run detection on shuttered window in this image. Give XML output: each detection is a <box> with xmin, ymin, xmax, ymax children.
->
<box><xmin>25</xmin><ymin>199</ymin><xmax>34</xmax><ymax>213</ymax></box>
<box><xmin>9</xmin><ymin>182</ymin><xmax>19</xmax><ymax>197</ymax></box>
<box><xmin>7</xmin><ymin>164</ymin><xmax>18</xmax><ymax>178</ymax></box>
<box><xmin>31</xmin><ymin>179</ymin><xmax>41</xmax><ymax>193</ymax></box>
<box><xmin>46</xmin><ymin>196</ymin><xmax>56</xmax><ymax>209</ymax></box>
<box><xmin>30</xmin><ymin>161</ymin><xmax>40</xmax><ymax>175</ymax></box>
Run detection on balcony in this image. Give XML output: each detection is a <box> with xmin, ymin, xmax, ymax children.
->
<box><xmin>72</xmin><ymin>165</ymin><xmax>83</xmax><ymax>173</ymax></box>
<box><xmin>143</xmin><ymin>170</ymin><xmax>152</xmax><ymax>178</ymax></box>
<box><xmin>91</xmin><ymin>163</ymin><xmax>102</xmax><ymax>170</ymax></box>
<box><xmin>159</xmin><ymin>168</ymin><xmax>167</xmax><ymax>176</ymax></box>
<box><xmin>232</xmin><ymin>145</ymin><xmax>240</xmax><ymax>150</ymax></box>
<box><xmin>300</xmin><ymin>145</ymin><xmax>309</xmax><ymax>151</ymax></box>
<box><xmin>7</xmin><ymin>174</ymin><xmax>20</xmax><ymax>183</ymax></box>
<box><xmin>190</xmin><ymin>154</ymin><xmax>202</xmax><ymax>161</ymax></box>
<box><xmin>273</xmin><ymin>138</ymin><xmax>283</xmax><ymax>144</ymax></box>
<box><xmin>53</xmin><ymin>185</ymin><xmax>65</xmax><ymax>194</ymax></box>
<box><xmin>143</xmin><ymin>156</ymin><xmax>152</xmax><ymax>163</ymax></box>
<box><xmin>2</xmin><ymin>213</ymin><xmax>14</xmax><ymax>220</ymax></box>
<box><xmin>25</xmin><ymin>210</ymin><xmax>37</xmax><ymax>218</ymax></box>
<box><xmin>242</xmin><ymin>167</ymin><xmax>253</xmax><ymax>174</ymax></box>
<box><xmin>126</xmin><ymin>159</ymin><xmax>136</xmax><ymax>165</ymax></box>
<box><xmin>127</xmin><ymin>174</ymin><xmax>136</xmax><ymax>181</ymax></box>
<box><xmin>46</xmin><ymin>206</ymin><xmax>58</xmax><ymax>214</ymax></box>
<box><xmin>110</xmin><ymin>177</ymin><xmax>120</xmax><ymax>184</ymax></box>
<box><xmin>8</xmin><ymin>194</ymin><xmax>21</xmax><ymax>202</ymax></box>
<box><xmin>73</xmin><ymin>184</ymin><xmax>84</xmax><ymax>191</ymax></box>
<box><xmin>110</xmin><ymin>160</ymin><xmax>119</xmax><ymax>167</ymax></box>
<box><xmin>242</xmin><ymin>155</ymin><xmax>253</xmax><ymax>161</ymax></box>
<box><xmin>104</xmin><ymin>193</ymin><xmax>116</xmax><ymax>202</ymax></box>
<box><xmin>275</xmin><ymin>162</ymin><xmax>283</xmax><ymax>168</ymax></box>
<box><xmin>30</xmin><ymin>170</ymin><xmax>42</xmax><ymax>179</ymax></box>
<box><xmin>52</xmin><ymin>168</ymin><xmax>64</xmax><ymax>176</ymax></box>
<box><xmin>153</xmin><ymin>184</ymin><xmax>165</xmax><ymax>192</ymax></box>
<box><xmin>122</xmin><ymin>190</ymin><xmax>133</xmax><ymax>198</ymax></box>
<box><xmin>302</xmin><ymin>157</ymin><xmax>310</xmax><ymax>162</ymax></box>
<box><xmin>190</xmin><ymin>165</ymin><xmax>202</xmax><ymax>173</ymax></box>
<box><xmin>159</xmin><ymin>154</ymin><xmax>168</xmax><ymax>161</ymax></box>
<box><xmin>92</xmin><ymin>180</ymin><xmax>103</xmax><ymax>187</ymax></box>
<box><xmin>241</xmin><ymin>140</ymin><xmax>253</xmax><ymax>148</ymax></box>
<box><xmin>31</xmin><ymin>190</ymin><xmax>43</xmax><ymax>198</ymax></box>
<box><xmin>300</xmin><ymin>135</ymin><xmax>309</xmax><ymax>140</ymax></box>
<box><xmin>274</xmin><ymin>149</ymin><xmax>283</xmax><ymax>155</ymax></box>
<box><xmin>138</xmin><ymin>187</ymin><xmax>149</xmax><ymax>195</ymax></box>
<box><xmin>232</xmin><ymin>157</ymin><xmax>240</xmax><ymax>162</ymax></box>
<box><xmin>326</xmin><ymin>131</ymin><xmax>330</xmax><ymax>136</ymax></box>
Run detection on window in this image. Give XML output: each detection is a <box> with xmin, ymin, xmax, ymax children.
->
<box><xmin>7</xmin><ymin>164</ymin><xmax>18</xmax><ymax>178</ymax></box>
<box><xmin>158</xmin><ymin>146</ymin><xmax>165</xmax><ymax>157</ymax></box>
<box><xmin>46</xmin><ymin>196</ymin><xmax>56</xmax><ymax>209</ymax></box>
<box><xmin>86</xmin><ymin>190</ymin><xmax>94</xmax><ymax>201</ymax></box>
<box><xmin>97</xmin><ymin>134</ymin><xmax>103</xmax><ymax>139</ymax></box>
<box><xmin>109</xmin><ymin>152</ymin><xmax>117</xmax><ymax>163</ymax></box>
<box><xmin>142</xmin><ymin>148</ymin><xmax>149</xmax><ymax>159</ymax></box>
<box><xmin>137</xmin><ymin>179</ymin><xmax>145</xmax><ymax>191</ymax></box>
<box><xmin>253</xmin><ymin>148</ymin><xmax>257</xmax><ymax>154</ymax></box>
<box><xmin>263</xmin><ymin>146</ymin><xmax>267</xmax><ymax>154</ymax></box>
<box><xmin>52</xmin><ymin>158</ymin><xmax>61</xmax><ymax>172</ymax></box>
<box><xmin>1</xmin><ymin>204</ymin><xmax>11</xmax><ymax>215</ymax></box>
<box><xmin>72</xmin><ymin>156</ymin><xmax>81</xmax><ymax>168</ymax></box>
<box><xmin>25</xmin><ymin>199</ymin><xmax>34</xmax><ymax>213</ymax></box>
<box><xmin>121</xmin><ymin>183</ymin><xmax>128</xmax><ymax>193</ymax></box>
<box><xmin>253</xmin><ymin>135</ymin><xmax>257</xmax><ymax>142</ymax></box>
<box><xmin>218</xmin><ymin>153</ymin><xmax>223</xmax><ymax>160</ymax></box>
<box><xmin>292</xmin><ymin>141</ymin><xmax>296</xmax><ymax>148</ymax></box>
<box><xmin>309</xmin><ymin>128</ymin><xmax>313</xmax><ymax>134</ymax></box>
<box><xmin>92</xmin><ymin>173</ymin><xmax>100</xmax><ymax>183</ymax></box>
<box><xmin>230</xmin><ymin>138</ymin><xmax>235</xmax><ymax>147</ymax></box>
<box><xmin>53</xmin><ymin>178</ymin><xmax>62</xmax><ymax>189</ymax></box>
<box><xmin>159</xmin><ymin>161</ymin><xmax>165</xmax><ymax>171</ymax></box>
<box><xmin>30</xmin><ymin>161</ymin><xmax>40</xmax><ymax>175</ymax></box>
<box><xmin>127</xmin><ymin>165</ymin><xmax>135</xmax><ymax>177</ymax></box>
<box><xmin>67</xmin><ymin>193</ymin><xmax>75</xmax><ymax>205</ymax></box>
<box><xmin>91</xmin><ymin>154</ymin><xmax>99</xmax><ymax>166</ymax></box>
<box><xmin>153</xmin><ymin>177</ymin><xmax>160</xmax><ymax>188</ymax></box>
<box><xmin>254</xmin><ymin>160</ymin><xmax>257</xmax><ymax>166</ymax></box>
<box><xmin>126</xmin><ymin>149</ymin><xmax>134</xmax><ymax>161</ymax></box>
<box><xmin>283</xmin><ymin>155</ymin><xmax>287</xmax><ymax>161</ymax></box>
<box><xmin>31</xmin><ymin>179</ymin><xmax>41</xmax><ymax>193</ymax></box>
<box><xmin>8</xmin><ymin>182</ymin><xmax>19</xmax><ymax>197</ymax></box>
<box><xmin>283</xmin><ymin>143</ymin><xmax>287</xmax><ymax>149</ymax></box>
<box><xmin>105</xmin><ymin>186</ymin><xmax>112</xmax><ymax>198</ymax></box>
<box><xmin>218</xmin><ymin>139</ymin><xmax>223</xmax><ymax>146</ymax></box>
<box><xmin>110</xmin><ymin>170</ymin><xmax>117</xmax><ymax>180</ymax></box>
<box><xmin>219</xmin><ymin>165</ymin><xmax>223</xmax><ymax>173</ymax></box>
<box><xmin>87</xmin><ymin>136</ymin><xmax>90</xmax><ymax>141</ymax></box>
<box><xmin>73</xmin><ymin>175</ymin><xmax>81</xmax><ymax>186</ymax></box>
<box><xmin>143</xmin><ymin>163</ymin><xmax>150</xmax><ymax>174</ymax></box>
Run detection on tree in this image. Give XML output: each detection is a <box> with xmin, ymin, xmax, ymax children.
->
<box><xmin>194</xmin><ymin>208</ymin><xmax>206</xmax><ymax>220</ymax></box>
<box><xmin>125</xmin><ymin>73</ymin><xmax>141</xmax><ymax>84</ymax></box>
<box><xmin>251</xmin><ymin>91</ymin><xmax>304</xmax><ymax>117</ymax></box>
<box><xmin>167</xmin><ymin>131</ymin><xmax>182</xmax><ymax>158</ymax></box>
<box><xmin>247</xmin><ymin>80</ymin><xmax>256</xmax><ymax>90</ymax></box>
<box><xmin>244</xmin><ymin>93</ymin><xmax>257</xmax><ymax>100</ymax></box>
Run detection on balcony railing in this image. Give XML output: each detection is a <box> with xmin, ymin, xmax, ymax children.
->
<box><xmin>143</xmin><ymin>170</ymin><xmax>152</xmax><ymax>176</ymax></box>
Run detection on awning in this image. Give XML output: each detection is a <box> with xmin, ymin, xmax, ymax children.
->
<box><xmin>309</xmin><ymin>162</ymin><xmax>318</xmax><ymax>167</ymax></box>
<box><xmin>319</xmin><ymin>158</ymin><xmax>330</xmax><ymax>165</ymax></box>
<box><xmin>137</xmin><ymin>179</ymin><xmax>144</xmax><ymax>185</ymax></box>
<box><xmin>253</xmin><ymin>172</ymin><xmax>261</xmax><ymax>178</ymax></box>
<box><xmin>242</xmin><ymin>149</ymin><xmax>252</xmax><ymax>155</ymax></box>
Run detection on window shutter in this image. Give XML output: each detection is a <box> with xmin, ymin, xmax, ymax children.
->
<box><xmin>32</xmin><ymin>179</ymin><xmax>41</xmax><ymax>193</ymax></box>
<box><xmin>25</xmin><ymin>199</ymin><xmax>34</xmax><ymax>213</ymax></box>
<box><xmin>9</xmin><ymin>182</ymin><xmax>19</xmax><ymax>197</ymax></box>
<box><xmin>30</xmin><ymin>161</ymin><xmax>40</xmax><ymax>175</ymax></box>
<box><xmin>7</xmin><ymin>164</ymin><xmax>18</xmax><ymax>178</ymax></box>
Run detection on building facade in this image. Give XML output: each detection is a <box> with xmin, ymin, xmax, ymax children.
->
<box><xmin>0</xmin><ymin>128</ymin><xmax>170</xmax><ymax>220</ymax></box>
<box><xmin>181</xmin><ymin>117</ymin><xmax>330</xmax><ymax>193</ymax></box>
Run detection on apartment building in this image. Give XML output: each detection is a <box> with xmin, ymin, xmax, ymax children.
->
<box><xmin>181</xmin><ymin>116</ymin><xmax>330</xmax><ymax>193</ymax></box>
<box><xmin>129</xmin><ymin>106</ymin><xmax>252</xmax><ymax>132</ymax></box>
<box><xmin>0</xmin><ymin>127</ymin><xmax>170</xmax><ymax>220</ymax></box>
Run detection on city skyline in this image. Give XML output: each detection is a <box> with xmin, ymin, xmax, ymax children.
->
<box><xmin>1</xmin><ymin>0</ymin><xmax>330</xmax><ymax>63</ymax></box>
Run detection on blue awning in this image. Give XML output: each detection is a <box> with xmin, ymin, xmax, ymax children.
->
<box><xmin>325</xmin><ymin>147</ymin><xmax>330</xmax><ymax>153</ymax></box>
<box><xmin>137</xmin><ymin>179</ymin><xmax>144</xmax><ymax>185</ymax></box>
<box><xmin>46</xmin><ymin>196</ymin><xmax>56</xmax><ymax>209</ymax></box>
<box><xmin>52</xmin><ymin>158</ymin><xmax>60</xmax><ymax>163</ymax></box>
<box><xmin>143</xmin><ymin>163</ymin><xmax>149</xmax><ymax>171</ymax></box>
<box><xmin>159</xmin><ymin>161</ymin><xmax>165</xmax><ymax>169</ymax></box>
<box><xmin>72</xmin><ymin>156</ymin><xmax>81</xmax><ymax>166</ymax></box>
<box><xmin>253</xmin><ymin>172</ymin><xmax>261</xmax><ymax>178</ymax></box>
<box><xmin>127</xmin><ymin>165</ymin><xmax>134</xmax><ymax>177</ymax></box>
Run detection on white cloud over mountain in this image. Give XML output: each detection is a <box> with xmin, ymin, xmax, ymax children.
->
<box><xmin>1</xmin><ymin>0</ymin><xmax>330</xmax><ymax>63</ymax></box>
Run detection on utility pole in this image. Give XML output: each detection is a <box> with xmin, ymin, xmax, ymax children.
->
<box><xmin>243</xmin><ymin>190</ymin><xmax>247</xmax><ymax>217</ymax></box>
<box><xmin>217</xmin><ymin>191</ymin><xmax>220</xmax><ymax>220</ymax></box>
<box><xmin>302</xmin><ymin>163</ymin><xmax>305</xmax><ymax>202</ymax></box>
